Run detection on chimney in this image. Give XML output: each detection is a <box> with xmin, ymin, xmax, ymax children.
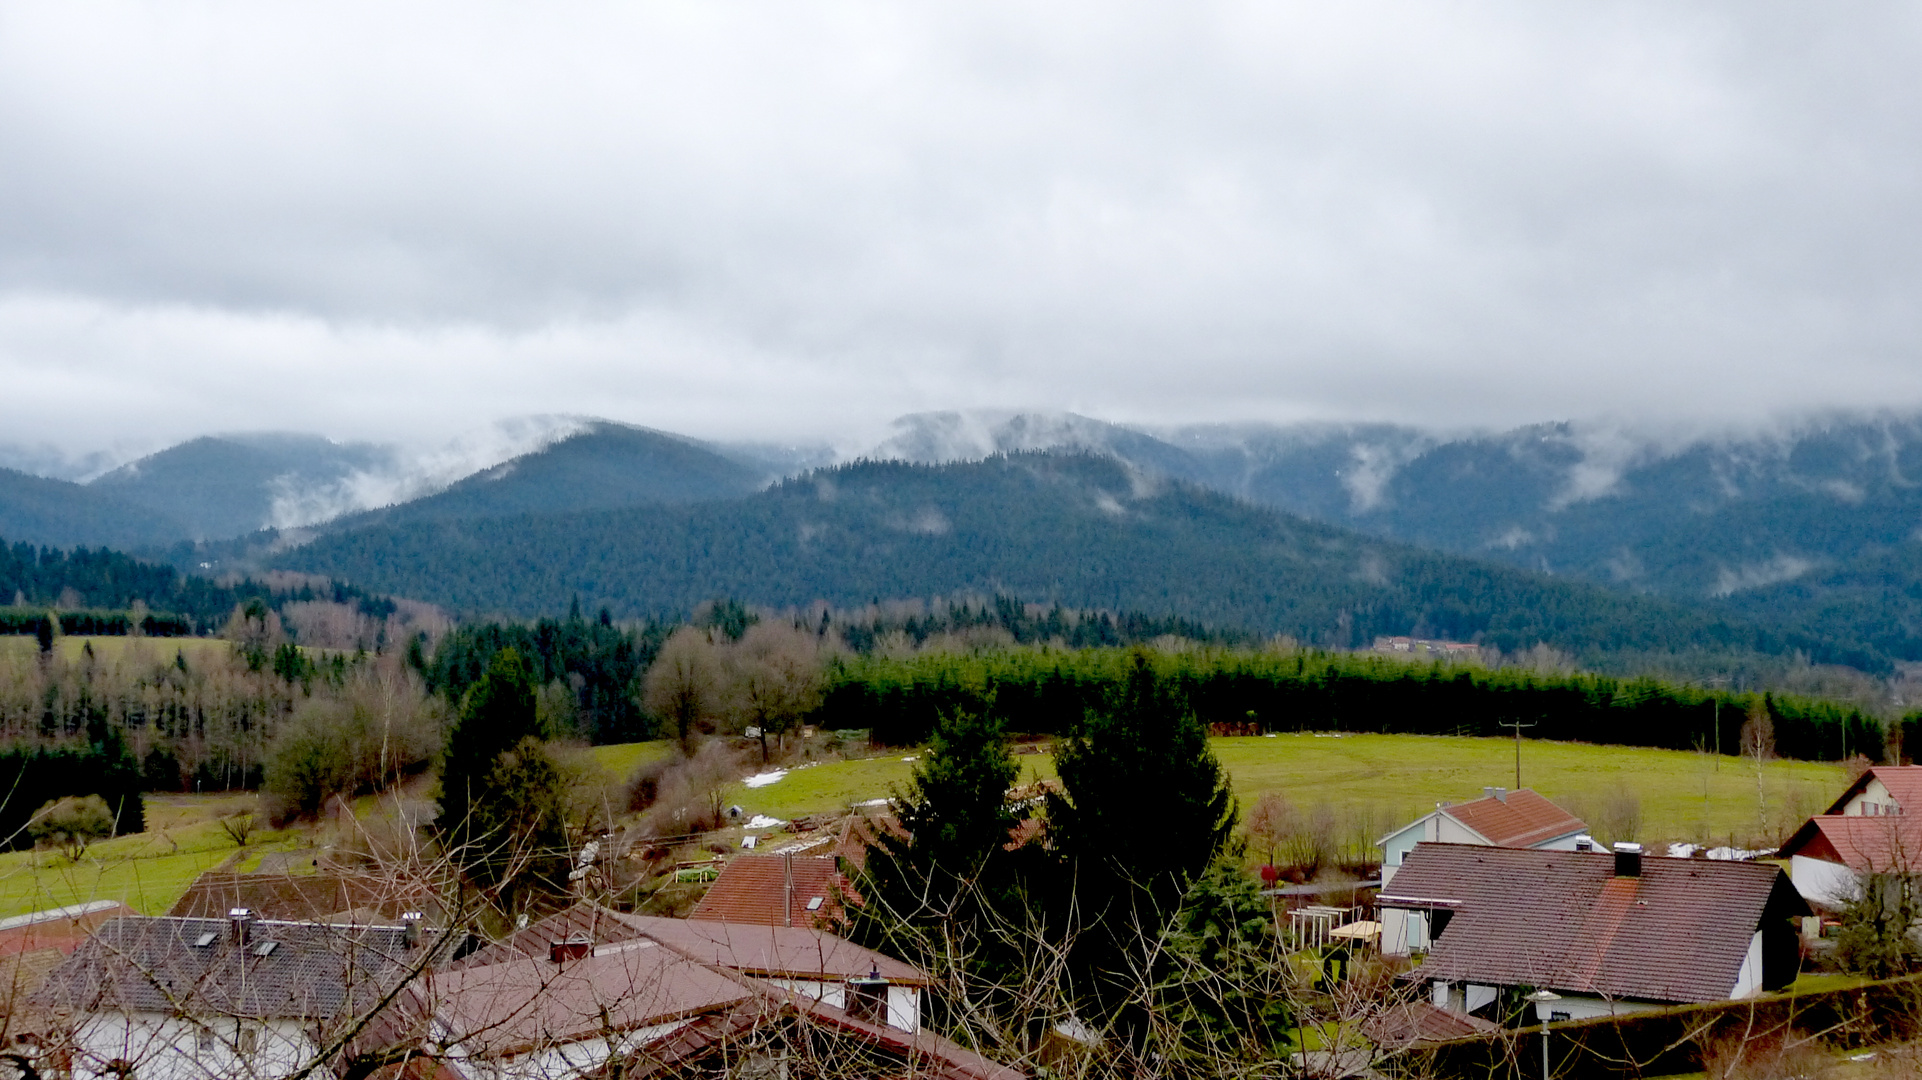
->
<box><xmin>1493</xmin><ymin>787</ymin><xmax>1507</xmax><ymax>803</ymax></box>
<box><xmin>1574</xmin><ymin>835</ymin><xmax>1594</xmax><ymax>853</ymax></box>
<box><xmin>228</xmin><ymin>907</ymin><xmax>253</xmax><ymax>944</ymax></box>
<box><xmin>401</xmin><ymin>911</ymin><xmax>423</xmax><ymax>949</ymax></box>
<box><xmin>1482</xmin><ymin>787</ymin><xmax>1495</xmax><ymax>800</ymax></box>
<box><xmin>1613</xmin><ymin>842</ymin><xmax>1643</xmax><ymax>878</ymax></box>
<box><xmin>549</xmin><ymin>934</ymin><xmax>591</xmax><ymax>963</ymax></box>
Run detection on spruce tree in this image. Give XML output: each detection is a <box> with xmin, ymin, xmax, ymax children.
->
<box><xmin>438</xmin><ymin>648</ymin><xmax>565</xmax><ymax>892</ymax></box>
<box><xmin>1047</xmin><ymin>649</ymin><xmax>1238</xmax><ymax>1016</ymax></box>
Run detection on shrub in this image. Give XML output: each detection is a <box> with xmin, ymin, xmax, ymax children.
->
<box><xmin>30</xmin><ymin>795</ymin><xmax>114</xmax><ymax>860</ymax></box>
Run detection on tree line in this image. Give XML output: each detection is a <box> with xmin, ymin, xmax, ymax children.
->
<box><xmin>820</xmin><ymin>644</ymin><xmax>1890</xmax><ymax>762</ymax></box>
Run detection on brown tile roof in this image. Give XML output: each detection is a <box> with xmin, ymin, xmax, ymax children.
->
<box><xmin>1362</xmin><ymin>1002</ymin><xmax>1502</xmax><ymax>1049</ymax></box>
<box><xmin>689</xmin><ymin>854</ymin><xmax>849</xmax><ymax>928</ymax></box>
<box><xmin>30</xmin><ymin>916</ymin><xmax>431</xmax><ymax>1019</ymax></box>
<box><xmin>1380</xmin><ymin>843</ymin><xmax>1805</xmax><ymax>1005</ymax></box>
<box><xmin>630</xmin><ymin>987</ymin><xmax>1024</xmax><ymax>1080</ymax></box>
<box><xmin>1779</xmin><ymin>814</ymin><xmax>1922</xmax><ymax>873</ymax></box>
<box><xmin>1442</xmin><ymin>789</ymin><xmax>1588</xmax><ymax>848</ymax></box>
<box><xmin>427</xmin><ymin>939</ymin><xmax>757</xmax><ymax>1056</ymax></box>
<box><xmin>445</xmin><ymin>901</ymin><xmax>651</xmax><ymax>970</ymax></box>
<box><xmin>168</xmin><ymin>871</ymin><xmax>443</xmax><ymax>925</ymax></box>
<box><xmin>622</xmin><ymin>914</ymin><xmax>929</xmax><ymax>985</ymax></box>
<box><xmin>452</xmin><ymin>902</ymin><xmax>928</xmax><ymax>985</ymax></box>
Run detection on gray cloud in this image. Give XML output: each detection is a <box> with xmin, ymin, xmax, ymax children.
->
<box><xmin>1</xmin><ymin>2</ymin><xmax>1921</xmax><ymax>455</ymax></box>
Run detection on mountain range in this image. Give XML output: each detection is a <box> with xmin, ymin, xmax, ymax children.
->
<box><xmin>10</xmin><ymin>409</ymin><xmax>1922</xmax><ymax>669</ymax></box>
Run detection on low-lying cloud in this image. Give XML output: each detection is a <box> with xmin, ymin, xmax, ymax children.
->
<box><xmin>2</xmin><ymin>3</ymin><xmax>1922</xmax><ymax>453</ymax></box>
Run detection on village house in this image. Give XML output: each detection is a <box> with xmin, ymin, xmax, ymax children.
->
<box><xmin>688</xmin><ymin>853</ymin><xmax>850</xmax><ymax>928</ymax></box>
<box><xmin>1778</xmin><ymin>765</ymin><xmax>1922</xmax><ymax>907</ymax></box>
<box><xmin>30</xmin><ymin>899</ymin><xmax>1014</xmax><ymax>1080</ymax></box>
<box><xmin>1376</xmin><ymin>788</ymin><xmax>1589</xmax><ymax>887</ymax></box>
<box><xmin>29</xmin><ymin>910</ymin><xmax>429</xmax><ymax>1080</ymax></box>
<box><xmin>456</xmin><ymin>902</ymin><xmax>927</xmax><ymax>1033</ymax></box>
<box><xmin>1378</xmin><ymin>842</ymin><xmax>1806</xmax><ymax>1021</ymax></box>
<box><xmin>168</xmin><ymin>870</ymin><xmax>446</xmax><ymax>927</ymax></box>
<box><xmin>422</xmin><ymin>902</ymin><xmax>1014</xmax><ymax>1080</ymax></box>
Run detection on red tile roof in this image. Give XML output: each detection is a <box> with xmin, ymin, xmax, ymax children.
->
<box><xmin>0</xmin><ymin>901</ymin><xmax>135</xmax><ymax>958</ymax></box>
<box><xmin>689</xmin><ymin>854</ymin><xmax>849</xmax><ymax>928</ymax></box>
<box><xmin>1820</xmin><ymin>766</ymin><xmax>1922</xmax><ymax>816</ymax></box>
<box><xmin>168</xmin><ymin>871</ymin><xmax>442</xmax><ymax>924</ymax></box>
<box><xmin>1780</xmin><ymin>814</ymin><xmax>1922</xmax><ymax>874</ymax></box>
<box><xmin>1380</xmin><ymin>843</ymin><xmax>1805</xmax><ymax>1004</ymax></box>
<box><xmin>1442</xmin><ymin>789</ymin><xmax>1588</xmax><ymax>848</ymax></box>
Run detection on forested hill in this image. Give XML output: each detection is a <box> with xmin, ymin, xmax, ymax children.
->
<box><xmin>333</xmin><ymin>421</ymin><xmax>767</xmax><ymax>530</ymax></box>
<box><xmin>1</xmin><ymin>538</ymin><xmax>397</xmax><ymax>635</ymax></box>
<box><xmin>270</xmin><ymin>452</ymin><xmax>1871</xmax><ymax>669</ymax></box>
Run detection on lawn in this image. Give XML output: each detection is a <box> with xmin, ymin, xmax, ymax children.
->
<box><xmin>0</xmin><ymin>635</ymin><xmax>237</xmax><ymax>665</ymax></box>
<box><xmin>718</xmin><ymin>733</ymin><xmax>1840</xmax><ymax>847</ymax></box>
<box><xmin>0</xmin><ymin>793</ymin><xmax>307</xmax><ymax>918</ymax></box>
<box><xmin>585</xmin><ymin>740</ymin><xmax>676</xmax><ymax>782</ymax></box>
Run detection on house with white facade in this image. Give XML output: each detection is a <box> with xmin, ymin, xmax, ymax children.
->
<box><xmin>1377</xmin><ymin>788</ymin><xmax>1589</xmax><ymax>887</ymax></box>
<box><xmin>1778</xmin><ymin>765</ymin><xmax>1922</xmax><ymax>908</ymax></box>
<box><xmin>431</xmin><ymin>902</ymin><xmax>1012</xmax><ymax>1080</ymax></box>
<box><xmin>1378</xmin><ymin>842</ymin><xmax>1806</xmax><ymax>1022</ymax></box>
<box><xmin>29</xmin><ymin>911</ymin><xmax>426</xmax><ymax>1080</ymax></box>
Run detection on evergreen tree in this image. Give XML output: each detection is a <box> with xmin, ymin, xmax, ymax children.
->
<box><xmin>1050</xmin><ymin>650</ymin><xmax>1237</xmax><ymax>903</ymax></box>
<box><xmin>438</xmin><ymin>647</ymin><xmax>567</xmax><ymax>895</ymax></box>
<box><xmin>1047</xmin><ymin>649</ymin><xmax>1238</xmax><ymax>1018</ymax></box>
<box><xmin>851</xmin><ymin>706</ymin><xmax>1037</xmax><ymax>1008</ymax></box>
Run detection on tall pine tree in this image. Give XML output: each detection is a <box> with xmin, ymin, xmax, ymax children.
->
<box><xmin>438</xmin><ymin>648</ymin><xmax>568</xmax><ymax>899</ymax></box>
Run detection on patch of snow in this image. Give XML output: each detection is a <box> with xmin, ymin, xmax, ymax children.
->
<box><xmin>855</xmin><ymin>798</ymin><xmax>890</xmax><ymax>807</ymax></box>
<box><xmin>1667</xmin><ymin>843</ymin><xmax>1697</xmax><ymax>859</ymax></box>
<box><xmin>1707</xmin><ymin>846</ymin><xmax>1771</xmax><ymax>861</ymax></box>
<box><xmin>745</xmin><ymin>815</ymin><xmax>786</xmax><ymax>829</ymax></box>
<box><xmin>743</xmin><ymin>770</ymin><xmax>788</xmax><ymax>788</ymax></box>
<box><xmin>901</xmin><ymin>755</ymin><xmax>919</xmax><ymax>762</ymax></box>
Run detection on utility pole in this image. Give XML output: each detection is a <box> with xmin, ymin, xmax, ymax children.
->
<box><xmin>1501</xmin><ymin>719</ymin><xmax>1536</xmax><ymax>789</ymax></box>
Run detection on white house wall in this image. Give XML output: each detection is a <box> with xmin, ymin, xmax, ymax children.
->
<box><xmin>450</xmin><ymin>1021</ymin><xmax>688</xmax><ymax>1080</ymax></box>
<box><xmin>1790</xmin><ymin>855</ymin><xmax>1861</xmax><ymax>907</ymax></box>
<box><xmin>886</xmin><ymin>985</ymin><xmax>921</xmax><ymax>1032</ymax></box>
<box><xmin>1379</xmin><ymin>909</ymin><xmax>1431</xmax><ymax>957</ymax></box>
<box><xmin>1841</xmin><ymin>777</ymin><xmax>1896</xmax><ymax>817</ymax></box>
<box><xmin>1380</xmin><ymin>815</ymin><xmax>1490</xmax><ymax>885</ymax></box>
<box><xmin>1535</xmin><ymin>995</ymin><xmax>1660</xmax><ymax>1022</ymax></box>
<box><xmin>1731</xmin><ymin>931</ymin><xmax>1764</xmax><ymax>999</ymax></box>
<box><xmin>71</xmin><ymin>1013</ymin><xmax>311</xmax><ymax>1080</ymax></box>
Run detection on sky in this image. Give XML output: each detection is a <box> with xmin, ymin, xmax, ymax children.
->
<box><xmin>2</xmin><ymin>2</ymin><xmax>1921</xmax><ymax>463</ymax></box>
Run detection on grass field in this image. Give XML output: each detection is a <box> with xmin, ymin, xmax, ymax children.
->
<box><xmin>0</xmin><ymin>635</ymin><xmax>237</xmax><ymax>664</ymax></box>
<box><xmin>722</xmin><ymin>733</ymin><xmax>1842</xmax><ymax>848</ymax></box>
<box><xmin>0</xmin><ymin>793</ymin><xmax>307</xmax><ymax>918</ymax></box>
<box><xmin>0</xmin><ymin>732</ymin><xmax>1845</xmax><ymax>919</ymax></box>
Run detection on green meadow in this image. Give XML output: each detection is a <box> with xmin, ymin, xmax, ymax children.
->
<box><xmin>0</xmin><ymin>732</ymin><xmax>1844</xmax><ymax>918</ymax></box>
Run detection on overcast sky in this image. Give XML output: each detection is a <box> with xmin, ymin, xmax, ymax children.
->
<box><xmin>2</xmin><ymin>2</ymin><xmax>1920</xmax><ymax>460</ymax></box>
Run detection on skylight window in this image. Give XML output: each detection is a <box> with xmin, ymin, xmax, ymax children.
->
<box><xmin>193</xmin><ymin>932</ymin><xmax>217</xmax><ymax>948</ymax></box>
<box><xmin>805</xmin><ymin>897</ymin><xmax>824</xmax><ymax>912</ymax></box>
<box><xmin>252</xmin><ymin>940</ymin><xmax>278</xmax><ymax>957</ymax></box>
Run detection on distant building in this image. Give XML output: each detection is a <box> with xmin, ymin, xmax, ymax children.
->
<box><xmin>689</xmin><ymin>853</ymin><xmax>852</xmax><ymax>928</ymax></box>
<box><xmin>1377</xmin><ymin>788</ymin><xmax>1589</xmax><ymax>887</ymax></box>
<box><xmin>1378</xmin><ymin>842</ymin><xmax>1806</xmax><ymax>1021</ymax></box>
<box><xmin>30</xmin><ymin>911</ymin><xmax>425</xmax><ymax>1080</ymax></box>
<box><xmin>1778</xmin><ymin>765</ymin><xmax>1922</xmax><ymax>907</ymax></box>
